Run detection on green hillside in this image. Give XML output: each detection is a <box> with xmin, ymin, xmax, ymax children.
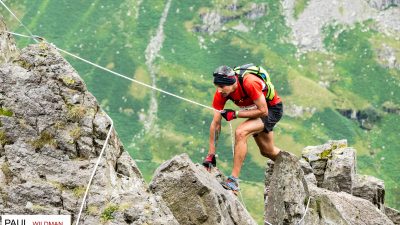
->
<box><xmin>1</xmin><ymin>1</ymin><xmax>399</xmax><ymax>224</ymax></box>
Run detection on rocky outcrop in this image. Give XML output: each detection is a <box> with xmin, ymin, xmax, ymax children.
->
<box><xmin>284</xmin><ymin>104</ymin><xmax>316</xmax><ymax>118</ymax></box>
<box><xmin>304</xmin><ymin>184</ymin><xmax>394</xmax><ymax>225</ymax></box>
<box><xmin>150</xmin><ymin>153</ymin><xmax>257</xmax><ymax>225</ymax></box>
<box><xmin>385</xmin><ymin>206</ymin><xmax>400</xmax><ymax>224</ymax></box>
<box><xmin>0</xmin><ymin>23</ymin><xmax>178</xmax><ymax>224</ymax></box>
<box><xmin>282</xmin><ymin>0</ymin><xmax>376</xmax><ymax>52</ymax></box>
<box><xmin>194</xmin><ymin>3</ymin><xmax>267</xmax><ymax>34</ymax></box>
<box><xmin>265</xmin><ymin>141</ymin><xmax>397</xmax><ymax>224</ymax></box>
<box><xmin>300</xmin><ymin>140</ymin><xmax>400</xmax><ymax>224</ymax></box>
<box><xmin>302</xmin><ymin>140</ymin><xmax>349</xmax><ymax>187</ymax></box>
<box><xmin>282</xmin><ymin>0</ymin><xmax>399</xmax><ymax>52</ymax></box>
<box><xmin>353</xmin><ymin>174</ymin><xmax>385</xmax><ymax>209</ymax></box>
<box><xmin>375</xmin><ymin>7</ymin><xmax>400</xmax><ymax>34</ymax></box>
<box><xmin>383</xmin><ymin>101</ymin><xmax>400</xmax><ymax>114</ymax></box>
<box><xmin>264</xmin><ymin>151</ymin><xmax>309</xmax><ymax>225</ymax></box>
<box><xmin>337</xmin><ymin>107</ymin><xmax>382</xmax><ymax>130</ymax></box>
<box><xmin>321</xmin><ymin>146</ymin><xmax>356</xmax><ymax>194</ymax></box>
<box><xmin>366</xmin><ymin>0</ymin><xmax>400</xmax><ymax>10</ymax></box>
<box><xmin>376</xmin><ymin>43</ymin><xmax>400</xmax><ymax>69</ymax></box>
<box><xmin>299</xmin><ymin>158</ymin><xmax>317</xmax><ymax>185</ymax></box>
<box><xmin>0</xmin><ymin>17</ymin><xmax>17</xmax><ymax>64</ymax></box>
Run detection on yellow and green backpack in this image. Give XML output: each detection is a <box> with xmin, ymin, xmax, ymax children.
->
<box><xmin>233</xmin><ymin>63</ymin><xmax>275</xmax><ymax>101</ymax></box>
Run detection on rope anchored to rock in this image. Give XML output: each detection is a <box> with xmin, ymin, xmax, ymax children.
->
<box><xmin>75</xmin><ymin>117</ymin><xmax>114</xmax><ymax>225</ymax></box>
<box><xmin>0</xmin><ymin>0</ymin><xmax>252</xmax><ymax>220</ymax></box>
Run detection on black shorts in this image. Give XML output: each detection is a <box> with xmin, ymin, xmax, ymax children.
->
<box><xmin>260</xmin><ymin>102</ymin><xmax>283</xmax><ymax>133</ymax></box>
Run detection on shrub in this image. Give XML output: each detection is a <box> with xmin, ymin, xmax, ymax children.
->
<box><xmin>0</xmin><ymin>108</ymin><xmax>13</xmax><ymax>117</ymax></box>
<box><xmin>68</xmin><ymin>105</ymin><xmax>86</xmax><ymax>121</ymax></box>
<box><xmin>31</xmin><ymin>132</ymin><xmax>57</xmax><ymax>150</ymax></box>
<box><xmin>101</xmin><ymin>204</ymin><xmax>119</xmax><ymax>222</ymax></box>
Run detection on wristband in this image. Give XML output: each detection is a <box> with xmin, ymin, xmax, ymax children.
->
<box><xmin>235</xmin><ymin>110</ymin><xmax>239</xmax><ymax>118</ymax></box>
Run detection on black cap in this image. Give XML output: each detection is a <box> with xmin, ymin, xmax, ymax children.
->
<box><xmin>213</xmin><ymin>65</ymin><xmax>236</xmax><ymax>85</ymax></box>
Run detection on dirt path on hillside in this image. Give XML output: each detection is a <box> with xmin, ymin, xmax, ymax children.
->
<box><xmin>282</xmin><ymin>0</ymin><xmax>398</xmax><ymax>52</ymax></box>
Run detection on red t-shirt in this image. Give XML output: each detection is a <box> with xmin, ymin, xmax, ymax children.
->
<box><xmin>212</xmin><ymin>75</ymin><xmax>281</xmax><ymax>110</ymax></box>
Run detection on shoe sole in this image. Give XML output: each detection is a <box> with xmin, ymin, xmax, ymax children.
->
<box><xmin>221</xmin><ymin>183</ymin><xmax>239</xmax><ymax>196</ymax></box>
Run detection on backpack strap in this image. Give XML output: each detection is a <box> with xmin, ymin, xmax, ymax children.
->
<box><xmin>237</xmin><ymin>75</ymin><xmax>250</xmax><ymax>98</ymax></box>
<box><xmin>235</xmin><ymin>64</ymin><xmax>254</xmax><ymax>97</ymax></box>
<box><xmin>235</xmin><ymin>64</ymin><xmax>264</xmax><ymax>99</ymax></box>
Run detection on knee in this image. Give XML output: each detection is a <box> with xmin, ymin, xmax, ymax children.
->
<box><xmin>260</xmin><ymin>146</ymin><xmax>273</xmax><ymax>158</ymax></box>
<box><xmin>235</xmin><ymin>128</ymin><xmax>248</xmax><ymax>142</ymax></box>
<box><xmin>260</xmin><ymin>150</ymin><xmax>269</xmax><ymax>158</ymax></box>
<box><xmin>263</xmin><ymin>147</ymin><xmax>280</xmax><ymax>161</ymax></box>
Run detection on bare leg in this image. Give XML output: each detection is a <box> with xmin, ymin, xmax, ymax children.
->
<box><xmin>231</xmin><ymin>118</ymin><xmax>264</xmax><ymax>178</ymax></box>
<box><xmin>254</xmin><ymin>131</ymin><xmax>280</xmax><ymax>161</ymax></box>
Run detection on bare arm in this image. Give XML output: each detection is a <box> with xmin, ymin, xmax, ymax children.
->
<box><xmin>237</xmin><ymin>95</ymin><xmax>268</xmax><ymax>118</ymax></box>
<box><xmin>209</xmin><ymin>110</ymin><xmax>222</xmax><ymax>154</ymax></box>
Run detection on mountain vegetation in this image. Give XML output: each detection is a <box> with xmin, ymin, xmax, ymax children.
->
<box><xmin>1</xmin><ymin>0</ymin><xmax>399</xmax><ymax>223</ymax></box>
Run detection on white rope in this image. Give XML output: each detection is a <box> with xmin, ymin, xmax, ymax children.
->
<box><xmin>228</xmin><ymin>122</ymin><xmax>235</xmax><ymax>157</ymax></box>
<box><xmin>1</xmin><ymin>4</ymin><xmax>256</xmax><ymax>222</ymax></box>
<box><xmin>0</xmin><ymin>3</ymin><xmax>258</xmax><ymax>225</ymax></box>
<box><xmin>0</xmin><ymin>0</ymin><xmax>39</xmax><ymax>43</ymax></box>
<box><xmin>296</xmin><ymin>196</ymin><xmax>311</xmax><ymax>225</ymax></box>
<box><xmin>0</xmin><ymin>3</ymin><xmax>115</xmax><ymax>224</ymax></box>
<box><xmin>75</xmin><ymin>118</ymin><xmax>114</xmax><ymax>225</ymax></box>
<box><xmin>227</xmin><ymin>122</ymin><xmax>249</xmax><ymax>213</ymax></box>
<box><xmin>5</xmin><ymin>31</ymin><xmax>30</xmax><ymax>38</ymax></box>
<box><xmin>238</xmin><ymin>189</ymin><xmax>248</xmax><ymax>211</ymax></box>
<box><xmin>1</xmin><ymin>4</ymin><xmax>314</xmax><ymax>223</ymax></box>
<box><xmin>5</xmin><ymin>29</ymin><xmax>219</xmax><ymax>113</ymax></box>
<box><xmin>264</xmin><ymin>220</ymin><xmax>273</xmax><ymax>225</ymax></box>
<box><xmin>54</xmin><ymin>46</ymin><xmax>217</xmax><ymax>112</ymax></box>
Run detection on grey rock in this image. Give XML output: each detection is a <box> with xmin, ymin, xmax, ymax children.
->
<box><xmin>0</xmin><ymin>16</ymin><xmax>18</xmax><ymax>64</ymax></box>
<box><xmin>116</xmin><ymin>151</ymin><xmax>143</xmax><ymax>178</ymax></box>
<box><xmin>61</xmin><ymin>190</ymin><xmax>79</xmax><ymax>213</ymax></box>
<box><xmin>267</xmin><ymin>142</ymin><xmax>393</xmax><ymax>225</ymax></box>
<box><xmin>375</xmin><ymin>7</ymin><xmax>400</xmax><ymax>34</ymax></box>
<box><xmin>327</xmin><ymin>139</ymin><xmax>348</xmax><ymax>150</ymax></box>
<box><xmin>298</xmin><ymin>158</ymin><xmax>318</xmax><ymax>185</ymax></box>
<box><xmin>337</xmin><ymin>107</ymin><xmax>382</xmax><ymax>130</ymax></box>
<box><xmin>377</xmin><ymin>43</ymin><xmax>400</xmax><ymax>69</ymax></box>
<box><xmin>304</xmin><ymin>173</ymin><xmax>318</xmax><ymax>186</ymax></box>
<box><xmin>299</xmin><ymin>157</ymin><xmax>313</xmax><ymax>175</ymax></box>
<box><xmin>383</xmin><ymin>101</ymin><xmax>400</xmax><ymax>114</ymax></box>
<box><xmin>150</xmin><ymin>153</ymin><xmax>257</xmax><ymax>225</ymax></box>
<box><xmin>384</xmin><ymin>206</ymin><xmax>400</xmax><ymax>224</ymax></box>
<box><xmin>282</xmin><ymin>0</ymin><xmax>377</xmax><ymax>52</ymax></box>
<box><xmin>353</xmin><ymin>174</ymin><xmax>385</xmax><ymax>209</ymax></box>
<box><xmin>264</xmin><ymin>159</ymin><xmax>275</xmax><ymax>208</ymax></box>
<box><xmin>245</xmin><ymin>3</ymin><xmax>267</xmax><ymax>20</ymax></box>
<box><xmin>322</xmin><ymin>147</ymin><xmax>356</xmax><ymax>194</ymax></box>
<box><xmin>264</xmin><ymin>151</ymin><xmax>309</xmax><ymax>225</ymax></box>
<box><xmin>194</xmin><ymin>3</ymin><xmax>267</xmax><ymax>34</ymax></box>
<box><xmin>264</xmin><ymin>159</ymin><xmax>275</xmax><ymax>184</ymax></box>
<box><xmin>0</xmin><ymin>158</ymin><xmax>6</xmax><ymax>183</ymax></box>
<box><xmin>302</xmin><ymin>140</ymin><xmax>348</xmax><ymax>186</ymax></box>
<box><xmin>284</xmin><ymin>104</ymin><xmax>316</xmax><ymax>118</ymax></box>
<box><xmin>282</xmin><ymin>0</ymin><xmax>400</xmax><ymax>52</ymax></box>
<box><xmin>304</xmin><ymin>184</ymin><xmax>394</xmax><ymax>225</ymax></box>
<box><xmin>7</xmin><ymin>181</ymin><xmax>62</xmax><ymax>208</ymax></box>
<box><xmin>302</xmin><ymin>143</ymin><xmax>330</xmax><ymax>185</ymax></box>
<box><xmin>366</xmin><ymin>0</ymin><xmax>400</xmax><ymax>10</ymax></box>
